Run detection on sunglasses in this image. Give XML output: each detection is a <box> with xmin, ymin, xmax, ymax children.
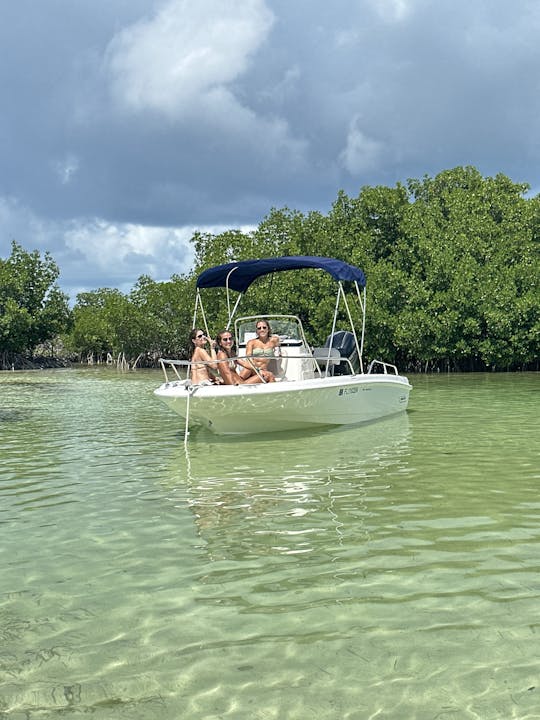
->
<box><xmin>195</xmin><ymin>333</ymin><xmax>205</xmax><ymax>339</ymax></box>
<box><xmin>221</xmin><ymin>337</ymin><xmax>233</xmax><ymax>342</ymax></box>
<box><xmin>256</xmin><ymin>325</ymin><xmax>268</xmax><ymax>330</ymax></box>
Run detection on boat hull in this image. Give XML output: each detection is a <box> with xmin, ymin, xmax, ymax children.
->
<box><xmin>154</xmin><ymin>374</ymin><xmax>411</xmax><ymax>435</ymax></box>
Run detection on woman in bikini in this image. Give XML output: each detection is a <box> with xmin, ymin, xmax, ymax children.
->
<box><xmin>239</xmin><ymin>320</ymin><xmax>279</xmax><ymax>382</ymax></box>
<box><xmin>188</xmin><ymin>328</ymin><xmax>220</xmax><ymax>384</ymax></box>
<box><xmin>215</xmin><ymin>330</ymin><xmax>273</xmax><ymax>384</ymax></box>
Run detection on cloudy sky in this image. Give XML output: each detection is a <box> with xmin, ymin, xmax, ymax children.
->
<box><xmin>2</xmin><ymin>0</ymin><xmax>539</xmax><ymax>301</ymax></box>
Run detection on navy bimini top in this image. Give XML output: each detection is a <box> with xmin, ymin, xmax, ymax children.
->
<box><xmin>196</xmin><ymin>256</ymin><xmax>366</xmax><ymax>293</ymax></box>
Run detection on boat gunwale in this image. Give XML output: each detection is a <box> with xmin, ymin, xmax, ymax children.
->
<box><xmin>155</xmin><ymin>372</ymin><xmax>412</xmax><ymax>399</ymax></box>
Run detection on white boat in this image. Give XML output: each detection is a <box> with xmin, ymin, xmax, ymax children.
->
<box><xmin>154</xmin><ymin>256</ymin><xmax>412</xmax><ymax>435</ymax></box>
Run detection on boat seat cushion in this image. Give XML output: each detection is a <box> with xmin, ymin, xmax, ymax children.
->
<box><xmin>312</xmin><ymin>347</ymin><xmax>340</xmax><ymax>367</ymax></box>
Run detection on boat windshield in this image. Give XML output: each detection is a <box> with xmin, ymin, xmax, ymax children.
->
<box><xmin>235</xmin><ymin>315</ymin><xmax>305</xmax><ymax>347</ymax></box>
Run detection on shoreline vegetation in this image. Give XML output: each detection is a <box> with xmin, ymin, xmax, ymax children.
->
<box><xmin>1</xmin><ymin>167</ymin><xmax>538</xmax><ymax>374</ymax></box>
<box><xmin>3</xmin><ymin>354</ymin><xmax>537</xmax><ymax>374</ymax></box>
<box><xmin>1</xmin><ymin>355</ymin><xmax>71</xmax><ymax>371</ymax></box>
<box><xmin>0</xmin><ymin>352</ymin><xmax>149</xmax><ymax>372</ymax></box>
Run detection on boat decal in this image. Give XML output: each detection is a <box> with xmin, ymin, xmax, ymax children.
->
<box><xmin>338</xmin><ymin>387</ymin><xmax>358</xmax><ymax>395</ymax></box>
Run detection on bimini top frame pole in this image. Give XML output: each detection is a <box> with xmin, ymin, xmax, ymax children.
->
<box><xmin>194</xmin><ymin>266</ymin><xmax>245</xmax><ymax>333</ymax></box>
<box><xmin>324</xmin><ymin>281</ymin><xmax>365</xmax><ymax>375</ymax></box>
<box><xmin>356</xmin><ymin>283</ymin><xmax>367</xmax><ymax>370</ymax></box>
<box><xmin>340</xmin><ymin>281</ymin><xmax>365</xmax><ymax>373</ymax></box>
<box><xmin>193</xmin><ymin>290</ymin><xmax>212</xmax><ymax>339</ymax></box>
<box><xmin>224</xmin><ymin>267</ymin><xmax>244</xmax><ymax>329</ymax></box>
<box><xmin>224</xmin><ymin>266</ymin><xmax>240</xmax><ymax>321</ymax></box>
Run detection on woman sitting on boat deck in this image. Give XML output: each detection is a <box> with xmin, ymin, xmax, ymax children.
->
<box><xmin>188</xmin><ymin>328</ymin><xmax>221</xmax><ymax>384</ymax></box>
<box><xmin>239</xmin><ymin>319</ymin><xmax>280</xmax><ymax>382</ymax></box>
<box><xmin>215</xmin><ymin>330</ymin><xmax>274</xmax><ymax>384</ymax></box>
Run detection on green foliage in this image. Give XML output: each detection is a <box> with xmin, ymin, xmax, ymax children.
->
<box><xmin>389</xmin><ymin>167</ymin><xmax>539</xmax><ymax>369</ymax></box>
<box><xmin>169</xmin><ymin>167</ymin><xmax>538</xmax><ymax>370</ymax></box>
<box><xmin>65</xmin><ymin>289</ymin><xmax>131</xmax><ymax>359</ymax></box>
<box><xmin>129</xmin><ymin>274</ymin><xmax>195</xmax><ymax>356</ymax></box>
<box><xmin>65</xmin><ymin>274</ymin><xmax>197</xmax><ymax>362</ymax></box>
<box><xmin>0</xmin><ymin>241</ymin><xmax>71</xmax><ymax>355</ymax></box>
<box><xmin>13</xmin><ymin>165</ymin><xmax>535</xmax><ymax>372</ymax></box>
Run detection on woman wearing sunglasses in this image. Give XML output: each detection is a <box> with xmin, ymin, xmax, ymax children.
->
<box><xmin>215</xmin><ymin>330</ymin><xmax>272</xmax><ymax>384</ymax></box>
<box><xmin>239</xmin><ymin>320</ymin><xmax>279</xmax><ymax>383</ymax></box>
<box><xmin>188</xmin><ymin>328</ymin><xmax>221</xmax><ymax>384</ymax></box>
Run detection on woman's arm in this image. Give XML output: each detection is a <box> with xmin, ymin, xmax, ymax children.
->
<box><xmin>240</xmin><ymin>339</ymin><xmax>255</xmax><ymax>366</ymax></box>
<box><xmin>199</xmin><ymin>346</ymin><xmax>218</xmax><ymax>370</ymax></box>
<box><xmin>236</xmin><ymin>340</ymin><xmax>256</xmax><ymax>378</ymax></box>
<box><xmin>216</xmin><ymin>351</ymin><xmax>242</xmax><ymax>385</ymax></box>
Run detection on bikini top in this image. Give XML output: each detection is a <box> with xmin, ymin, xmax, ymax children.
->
<box><xmin>251</xmin><ymin>347</ymin><xmax>275</xmax><ymax>357</ymax></box>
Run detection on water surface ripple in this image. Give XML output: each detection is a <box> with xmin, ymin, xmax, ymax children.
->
<box><xmin>0</xmin><ymin>369</ymin><xmax>538</xmax><ymax>719</ymax></box>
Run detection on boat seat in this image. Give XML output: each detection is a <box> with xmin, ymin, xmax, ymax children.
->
<box><xmin>312</xmin><ymin>347</ymin><xmax>340</xmax><ymax>375</ymax></box>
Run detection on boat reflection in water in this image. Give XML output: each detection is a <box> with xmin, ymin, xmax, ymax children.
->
<box><xmin>169</xmin><ymin>412</ymin><xmax>411</xmax><ymax>561</ymax></box>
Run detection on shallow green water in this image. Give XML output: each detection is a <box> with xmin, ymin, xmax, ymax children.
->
<box><xmin>0</xmin><ymin>368</ymin><xmax>539</xmax><ymax>719</ymax></box>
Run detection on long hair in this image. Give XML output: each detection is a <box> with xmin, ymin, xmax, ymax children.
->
<box><xmin>187</xmin><ymin>328</ymin><xmax>203</xmax><ymax>360</ymax></box>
